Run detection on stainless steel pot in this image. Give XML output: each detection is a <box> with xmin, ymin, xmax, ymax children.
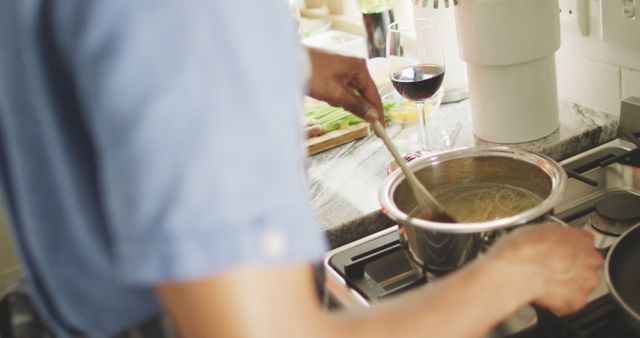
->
<box><xmin>379</xmin><ymin>147</ymin><xmax>567</xmax><ymax>276</ymax></box>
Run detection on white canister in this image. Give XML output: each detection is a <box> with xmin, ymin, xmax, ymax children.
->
<box><xmin>454</xmin><ymin>0</ymin><xmax>561</xmax><ymax>143</ymax></box>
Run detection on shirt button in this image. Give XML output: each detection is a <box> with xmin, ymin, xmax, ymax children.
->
<box><xmin>261</xmin><ymin>229</ymin><xmax>287</xmax><ymax>258</ymax></box>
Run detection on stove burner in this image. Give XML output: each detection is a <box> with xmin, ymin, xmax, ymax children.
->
<box><xmin>590</xmin><ymin>191</ymin><xmax>640</xmax><ymax>235</ymax></box>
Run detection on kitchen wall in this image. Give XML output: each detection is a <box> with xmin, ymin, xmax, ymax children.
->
<box><xmin>336</xmin><ymin>0</ymin><xmax>640</xmax><ymax>115</ymax></box>
<box><xmin>556</xmin><ymin>0</ymin><xmax>640</xmax><ymax>115</ymax></box>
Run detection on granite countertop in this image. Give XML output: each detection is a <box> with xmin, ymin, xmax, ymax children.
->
<box><xmin>306</xmin><ymin>99</ymin><xmax>620</xmax><ymax>248</ymax></box>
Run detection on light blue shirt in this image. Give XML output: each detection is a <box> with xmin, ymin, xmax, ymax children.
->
<box><xmin>0</xmin><ymin>1</ymin><xmax>327</xmax><ymax>337</ymax></box>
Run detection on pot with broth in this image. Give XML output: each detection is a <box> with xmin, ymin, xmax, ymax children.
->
<box><xmin>379</xmin><ymin>147</ymin><xmax>567</xmax><ymax>276</ymax></box>
<box><xmin>418</xmin><ymin>183</ymin><xmax>544</xmax><ymax>223</ymax></box>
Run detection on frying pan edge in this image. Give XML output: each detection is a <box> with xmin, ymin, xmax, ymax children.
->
<box><xmin>605</xmin><ymin>222</ymin><xmax>640</xmax><ymax>323</ymax></box>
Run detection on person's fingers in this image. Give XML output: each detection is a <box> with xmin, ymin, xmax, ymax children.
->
<box><xmin>580</xmin><ymin>267</ymin><xmax>600</xmax><ymax>291</ymax></box>
<box><xmin>332</xmin><ymin>84</ymin><xmax>378</xmax><ymax>122</ymax></box>
<box><xmin>572</xmin><ymin>227</ymin><xmax>595</xmax><ymax>240</ymax></box>
<box><xmin>354</xmin><ymin>82</ymin><xmax>384</xmax><ymax>124</ymax></box>
<box><xmin>591</xmin><ymin>252</ymin><xmax>605</xmax><ymax>266</ymax></box>
<box><xmin>585</xmin><ymin>250</ymin><xmax>605</xmax><ymax>268</ymax></box>
<box><xmin>537</xmin><ymin>287</ymin><xmax>589</xmax><ymax>316</ymax></box>
<box><xmin>562</xmin><ymin>295</ymin><xmax>589</xmax><ymax>315</ymax></box>
<box><xmin>348</xmin><ymin>64</ymin><xmax>384</xmax><ymax>124</ymax></box>
<box><xmin>349</xmin><ymin>59</ymin><xmax>384</xmax><ymax>124</ymax></box>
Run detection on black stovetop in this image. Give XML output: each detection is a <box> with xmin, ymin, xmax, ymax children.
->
<box><xmin>518</xmin><ymin>295</ymin><xmax>638</xmax><ymax>338</ymax></box>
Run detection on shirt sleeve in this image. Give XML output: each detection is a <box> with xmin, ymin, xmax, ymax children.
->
<box><xmin>56</xmin><ymin>0</ymin><xmax>327</xmax><ymax>284</ymax></box>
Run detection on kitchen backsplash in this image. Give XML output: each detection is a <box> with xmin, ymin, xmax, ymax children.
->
<box><xmin>556</xmin><ymin>0</ymin><xmax>640</xmax><ymax>115</ymax></box>
<box><xmin>340</xmin><ymin>0</ymin><xmax>640</xmax><ymax>115</ymax></box>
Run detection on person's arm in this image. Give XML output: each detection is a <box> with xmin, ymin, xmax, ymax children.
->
<box><xmin>155</xmin><ymin>259</ymin><xmax>526</xmax><ymax>338</ymax></box>
<box><xmin>157</xmin><ymin>224</ymin><xmax>603</xmax><ymax>338</ymax></box>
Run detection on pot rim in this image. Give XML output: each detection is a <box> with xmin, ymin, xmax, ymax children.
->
<box><xmin>378</xmin><ymin>146</ymin><xmax>568</xmax><ymax>233</ymax></box>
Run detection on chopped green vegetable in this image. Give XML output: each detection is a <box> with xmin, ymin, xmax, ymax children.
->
<box><xmin>383</xmin><ymin>101</ymin><xmax>397</xmax><ymax>112</ymax></box>
<box><xmin>305</xmin><ymin>101</ymin><xmax>396</xmax><ymax>132</ymax></box>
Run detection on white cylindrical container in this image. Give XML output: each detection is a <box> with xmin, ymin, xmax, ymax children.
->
<box><xmin>454</xmin><ymin>0</ymin><xmax>561</xmax><ymax>143</ymax></box>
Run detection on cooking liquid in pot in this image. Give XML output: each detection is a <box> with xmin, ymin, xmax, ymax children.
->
<box><xmin>410</xmin><ymin>183</ymin><xmax>543</xmax><ymax>223</ymax></box>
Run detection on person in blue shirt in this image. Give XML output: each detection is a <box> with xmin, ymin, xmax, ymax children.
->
<box><xmin>0</xmin><ymin>1</ymin><xmax>603</xmax><ymax>337</ymax></box>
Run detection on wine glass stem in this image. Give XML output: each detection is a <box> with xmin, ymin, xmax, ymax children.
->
<box><xmin>416</xmin><ymin>101</ymin><xmax>429</xmax><ymax>151</ymax></box>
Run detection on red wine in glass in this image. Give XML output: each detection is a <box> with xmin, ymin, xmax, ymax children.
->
<box><xmin>391</xmin><ymin>64</ymin><xmax>445</xmax><ymax>101</ymax></box>
<box><xmin>387</xmin><ymin>19</ymin><xmax>445</xmax><ymax>156</ymax></box>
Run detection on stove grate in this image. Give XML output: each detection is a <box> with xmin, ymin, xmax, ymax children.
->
<box><xmin>513</xmin><ymin>295</ymin><xmax>639</xmax><ymax>338</ymax></box>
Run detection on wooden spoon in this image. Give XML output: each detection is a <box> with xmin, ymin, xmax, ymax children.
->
<box><xmin>371</xmin><ymin>121</ymin><xmax>457</xmax><ymax>223</ymax></box>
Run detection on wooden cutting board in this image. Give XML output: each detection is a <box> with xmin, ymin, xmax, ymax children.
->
<box><xmin>305</xmin><ymin>123</ymin><xmax>370</xmax><ymax>155</ymax></box>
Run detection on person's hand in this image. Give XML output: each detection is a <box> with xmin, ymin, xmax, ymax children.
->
<box><xmin>487</xmin><ymin>224</ymin><xmax>604</xmax><ymax>315</ymax></box>
<box><xmin>307</xmin><ymin>48</ymin><xmax>384</xmax><ymax>124</ymax></box>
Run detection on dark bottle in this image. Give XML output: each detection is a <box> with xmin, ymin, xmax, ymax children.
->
<box><xmin>358</xmin><ymin>0</ymin><xmax>395</xmax><ymax>58</ymax></box>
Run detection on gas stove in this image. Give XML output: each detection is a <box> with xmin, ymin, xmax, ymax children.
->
<box><xmin>323</xmin><ymin>97</ymin><xmax>640</xmax><ymax>338</ymax></box>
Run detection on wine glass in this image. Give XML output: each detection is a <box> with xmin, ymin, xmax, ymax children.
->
<box><xmin>386</xmin><ymin>19</ymin><xmax>445</xmax><ymax>157</ymax></box>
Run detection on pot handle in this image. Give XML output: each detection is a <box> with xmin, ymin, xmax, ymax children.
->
<box><xmin>564</xmin><ymin>168</ymin><xmax>598</xmax><ymax>187</ymax></box>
